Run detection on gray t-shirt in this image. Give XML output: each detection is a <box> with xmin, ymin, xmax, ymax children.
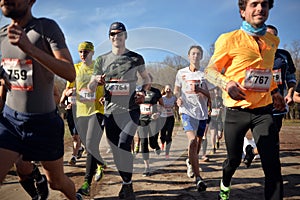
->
<box><xmin>93</xmin><ymin>50</ymin><xmax>145</xmax><ymax>114</ymax></box>
<box><xmin>0</xmin><ymin>17</ymin><xmax>67</xmax><ymax>113</ymax></box>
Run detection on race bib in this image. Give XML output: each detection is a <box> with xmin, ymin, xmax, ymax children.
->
<box><xmin>140</xmin><ymin>103</ymin><xmax>152</xmax><ymax>115</ymax></box>
<box><xmin>211</xmin><ymin>108</ymin><xmax>220</xmax><ymax>116</ymax></box>
<box><xmin>1</xmin><ymin>58</ymin><xmax>33</xmax><ymax>91</ymax></box>
<box><xmin>107</xmin><ymin>81</ymin><xmax>130</xmax><ymax>96</ymax></box>
<box><xmin>79</xmin><ymin>88</ymin><xmax>96</xmax><ymax>102</ymax></box>
<box><xmin>67</xmin><ymin>96</ymin><xmax>76</xmax><ymax>105</ymax></box>
<box><xmin>244</xmin><ymin>68</ymin><xmax>272</xmax><ymax>92</ymax></box>
<box><xmin>273</xmin><ymin>69</ymin><xmax>282</xmax><ymax>85</ymax></box>
<box><xmin>183</xmin><ymin>73</ymin><xmax>202</xmax><ymax>94</ymax></box>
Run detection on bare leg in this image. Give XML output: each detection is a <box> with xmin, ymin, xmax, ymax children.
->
<box><xmin>41</xmin><ymin>157</ymin><xmax>77</xmax><ymax>200</ymax></box>
<box><xmin>0</xmin><ymin>148</ymin><xmax>20</xmax><ymax>182</ymax></box>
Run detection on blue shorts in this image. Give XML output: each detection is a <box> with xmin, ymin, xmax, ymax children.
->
<box><xmin>0</xmin><ymin>105</ymin><xmax>64</xmax><ymax>161</ymax></box>
<box><xmin>181</xmin><ymin>113</ymin><xmax>207</xmax><ymax>137</ymax></box>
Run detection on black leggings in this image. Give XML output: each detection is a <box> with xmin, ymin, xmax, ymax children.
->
<box><xmin>222</xmin><ymin>106</ymin><xmax>283</xmax><ymax>200</ymax></box>
<box><xmin>104</xmin><ymin>110</ymin><xmax>140</xmax><ymax>183</ymax></box>
<box><xmin>160</xmin><ymin>116</ymin><xmax>175</xmax><ymax>155</ymax></box>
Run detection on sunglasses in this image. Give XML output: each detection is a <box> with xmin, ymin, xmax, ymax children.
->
<box><xmin>109</xmin><ymin>31</ymin><xmax>124</xmax><ymax>37</ymax></box>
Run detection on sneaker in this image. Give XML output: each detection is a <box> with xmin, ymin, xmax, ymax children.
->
<box><xmin>186</xmin><ymin>158</ymin><xmax>194</xmax><ymax>178</ymax></box>
<box><xmin>218</xmin><ymin>180</ymin><xmax>230</xmax><ymax>200</ymax></box>
<box><xmin>196</xmin><ymin>177</ymin><xmax>207</xmax><ymax>192</ymax></box>
<box><xmin>77</xmin><ymin>147</ymin><xmax>84</xmax><ymax>159</ymax></box>
<box><xmin>94</xmin><ymin>165</ymin><xmax>104</xmax><ymax>182</ymax></box>
<box><xmin>118</xmin><ymin>183</ymin><xmax>135</xmax><ymax>200</ymax></box>
<box><xmin>36</xmin><ymin>175</ymin><xmax>49</xmax><ymax>200</ymax></box>
<box><xmin>154</xmin><ymin>148</ymin><xmax>161</xmax><ymax>156</ymax></box>
<box><xmin>68</xmin><ymin>156</ymin><xmax>76</xmax><ymax>166</ymax></box>
<box><xmin>243</xmin><ymin>144</ymin><xmax>255</xmax><ymax>168</ymax></box>
<box><xmin>201</xmin><ymin>156</ymin><xmax>209</xmax><ymax>162</ymax></box>
<box><xmin>77</xmin><ymin>181</ymin><xmax>90</xmax><ymax>196</ymax></box>
<box><xmin>142</xmin><ymin>168</ymin><xmax>151</xmax><ymax>177</ymax></box>
<box><xmin>134</xmin><ymin>144</ymin><xmax>139</xmax><ymax>154</ymax></box>
<box><xmin>76</xmin><ymin>193</ymin><xmax>83</xmax><ymax>200</ymax></box>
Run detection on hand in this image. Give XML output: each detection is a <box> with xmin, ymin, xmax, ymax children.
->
<box><xmin>272</xmin><ymin>92</ymin><xmax>286</xmax><ymax>111</ymax></box>
<box><xmin>65</xmin><ymin>88</ymin><xmax>74</xmax><ymax>97</ymax></box>
<box><xmin>151</xmin><ymin>113</ymin><xmax>160</xmax><ymax>120</ymax></box>
<box><xmin>7</xmin><ymin>23</ymin><xmax>32</xmax><ymax>52</ymax></box>
<box><xmin>135</xmin><ymin>91</ymin><xmax>145</xmax><ymax>104</ymax></box>
<box><xmin>226</xmin><ymin>81</ymin><xmax>246</xmax><ymax>100</ymax></box>
<box><xmin>284</xmin><ymin>95</ymin><xmax>294</xmax><ymax>106</ymax></box>
<box><xmin>98</xmin><ymin>97</ymin><xmax>105</xmax><ymax>105</ymax></box>
<box><xmin>94</xmin><ymin>74</ymin><xmax>106</xmax><ymax>85</ymax></box>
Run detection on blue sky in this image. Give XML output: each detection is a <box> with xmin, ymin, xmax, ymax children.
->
<box><xmin>1</xmin><ymin>0</ymin><xmax>299</xmax><ymax>63</ymax></box>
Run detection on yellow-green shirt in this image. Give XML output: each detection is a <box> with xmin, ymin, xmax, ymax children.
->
<box><xmin>205</xmin><ymin>30</ymin><xmax>279</xmax><ymax>109</ymax></box>
<box><xmin>66</xmin><ymin>61</ymin><xmax>104</xmax><ymax>117</ymax></box>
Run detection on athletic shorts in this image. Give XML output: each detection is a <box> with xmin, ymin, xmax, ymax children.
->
<box><xmin>181</xmin><ymin>113</ymin><xmax>207</xmax><ymax>137</ymax></box>
<box><xmin>0</xmin><ymin>105</ymin><xmax>64</xmax><ymax>161</ymax></box>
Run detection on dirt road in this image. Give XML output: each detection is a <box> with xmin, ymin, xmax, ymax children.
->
<box><xmin>1</xmin><ymin>121</ymin><xmax>299</xmax><ymax>200</ymax></box>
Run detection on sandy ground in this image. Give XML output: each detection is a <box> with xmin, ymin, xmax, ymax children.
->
<box><xmin>0</xmin><ymin>120</ymin><xmax>299</xmax><ymax>200</ymax></box>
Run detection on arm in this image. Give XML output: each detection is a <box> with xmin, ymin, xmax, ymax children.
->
<box><xmin>0</xmin><ymin>79</ymin><xmax>7</xmax><ymax>111</ymax></box>
<box><xmin>293</xmin><ymin>82</ymin><xmax>300</xmax><ymax>103</ymax></box>
<box><xmin>7</xmin><ymin>23</ymin><xmax>75</xmax><ymax>82</ymax></box>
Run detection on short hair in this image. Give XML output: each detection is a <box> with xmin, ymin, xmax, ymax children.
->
<box><xmin>266</xmin><ymin>24</ymin><xmax>278</xmax><ymax>36</ymax></box>
<box><xmin>238</xmin><ymin>0</ymin><xmax>274</xmax><ymax>19</ymax></box>
<box><xmin>188</xmin><ymin>45</ymin><xmax>203</xmax><ymax>55</ymax></box>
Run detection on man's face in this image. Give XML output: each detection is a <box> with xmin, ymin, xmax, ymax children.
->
<box><xmin>0</xmin><ymin>0</ymin><xmax>30</xmax><ymax>19</ymax></box>
<box><xmin>109</xmin><ymin>30</ymin><xmax>126</xmax><ymax>48</ymax></box>
<box><xmin>240</xmin><ymin>0</ymin><xmax>270</xmax><ymax>28</ymax></box>
<box><xmin>188</xmin><ymin>48</ymin><xmax>202</xmax><ymax>68</ymax></box>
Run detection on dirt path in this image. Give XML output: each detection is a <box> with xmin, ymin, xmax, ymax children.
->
<box><xmin>1</xmin><ymin>121</ymin><xmax>300</xmax><ymax>200</ymax></box>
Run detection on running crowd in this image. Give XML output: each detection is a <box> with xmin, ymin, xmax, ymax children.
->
<box><xmin>0</xmin><ymin>0</ymin><xmax>299</xmax><ymax>200</ymax></box>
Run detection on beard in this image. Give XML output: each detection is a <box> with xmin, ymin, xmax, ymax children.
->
<box><xmin>1</xmin><ymin>4</ymin><xmax>28</xmax><ymax>20</ymax></box>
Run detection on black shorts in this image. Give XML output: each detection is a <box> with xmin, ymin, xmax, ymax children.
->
<box><xmin>0</xmin><ymin>105</ymin><xmax>64</xmax><ymax>161</ymax></box>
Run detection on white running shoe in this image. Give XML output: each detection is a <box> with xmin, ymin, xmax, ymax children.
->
<box><xmin>186</xmin><ymin>158</ymin><xmax>194</xmax><ymax>178</ymax></box>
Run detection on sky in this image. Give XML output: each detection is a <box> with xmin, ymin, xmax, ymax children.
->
<box><xmin>1</xmin><ymin>0</ymin><xmax>299</xmax><ymax>64</ymax></box>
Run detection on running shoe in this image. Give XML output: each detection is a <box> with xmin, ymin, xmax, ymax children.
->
<box><xmin>77</xmin><ymin>147</ymin><xmax>84</xmax><ymax>159</ymax></box>
<box><xmin>196</xmin><ymin>176</ymin><xmax>207</xmax><ymax>192</ymax></box>
<box><xmin>77</xmin><ymin>181</ymin><xmax>90</xmax><ymax>196</ymax></box>
<box><xmin>118</xmin><ymin>183</ymin><xmax>136</xmax><ymax>200</ymax></box>
<box><xmin>243</xmin><ymin>144</ymin><xmax>255</xmax><ymax>168</ymax></box>
<box><xmin>186</xmin><ymin>158</ymin><xmax>194</xmax><ymax>178</ymax></box>
<box><xmin>76</xmin><ymin>193</ymin><xmax>83</xmax><ymax>200</ymax></box>
<box><xmin>134</xmin><ymin>144</ymin><xmax>139</xmax><ymax>154</ymax></box>
<box><xmin>218</xmin><ymin>180</ymin><xmax>230</xmax><ymax>200</ymax></box>
<box><xmin>154</xmin><ymin>148</ymin><xmax>161</xmax><ymax>156</ymax></box>
<box><xmin>142</xmin><ymin>168</ymin><xmax>151</xmax><ymax>177</ymax></box>
<box><xmin>94</xmin><ymin>165</ymin><xmax>104</xmax><ymax>182</ymax></box>
<box><xmin>36</xmin><ymin>175</ymin><xmax>49</xmax><ymax>200</ymax></box>
<box><xmin>68</xmin><ymin>156</ymin><xmax>76</xmax><ymax>166</ymax></box>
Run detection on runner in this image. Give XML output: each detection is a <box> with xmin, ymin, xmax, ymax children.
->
<box><xmin>174</xmin><ymin>45</ymin><xmax>210</xmax><ymax>192</ymax></box>
<box><xmin>160</xmin><ymin>84</ymin><xmax>177</xmax><ymax>159</ymax></box>
<box><xmin>205</xmin><ymin>0</ymin><xmax>285</xmax><ymax>199</ymax></box>
<box><xmin>88</xmin><ymin>22</ymin><xmax>149</xmax><ymax>199</ymax></box>
<box><xmin>0</xmin><ymin>0</ymin><xmax>82</xmax><ymax>199</ymax></box>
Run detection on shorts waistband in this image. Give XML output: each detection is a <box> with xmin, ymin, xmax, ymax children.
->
<box><xmin>3</xmin><ymin>105</ymin><xmax>58</xmax><ymax>121</ymax></box>
<box><xmin>227</xmin><ymin>104</ymin><xmax>273</xmax><ymax>114</ymax></box>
